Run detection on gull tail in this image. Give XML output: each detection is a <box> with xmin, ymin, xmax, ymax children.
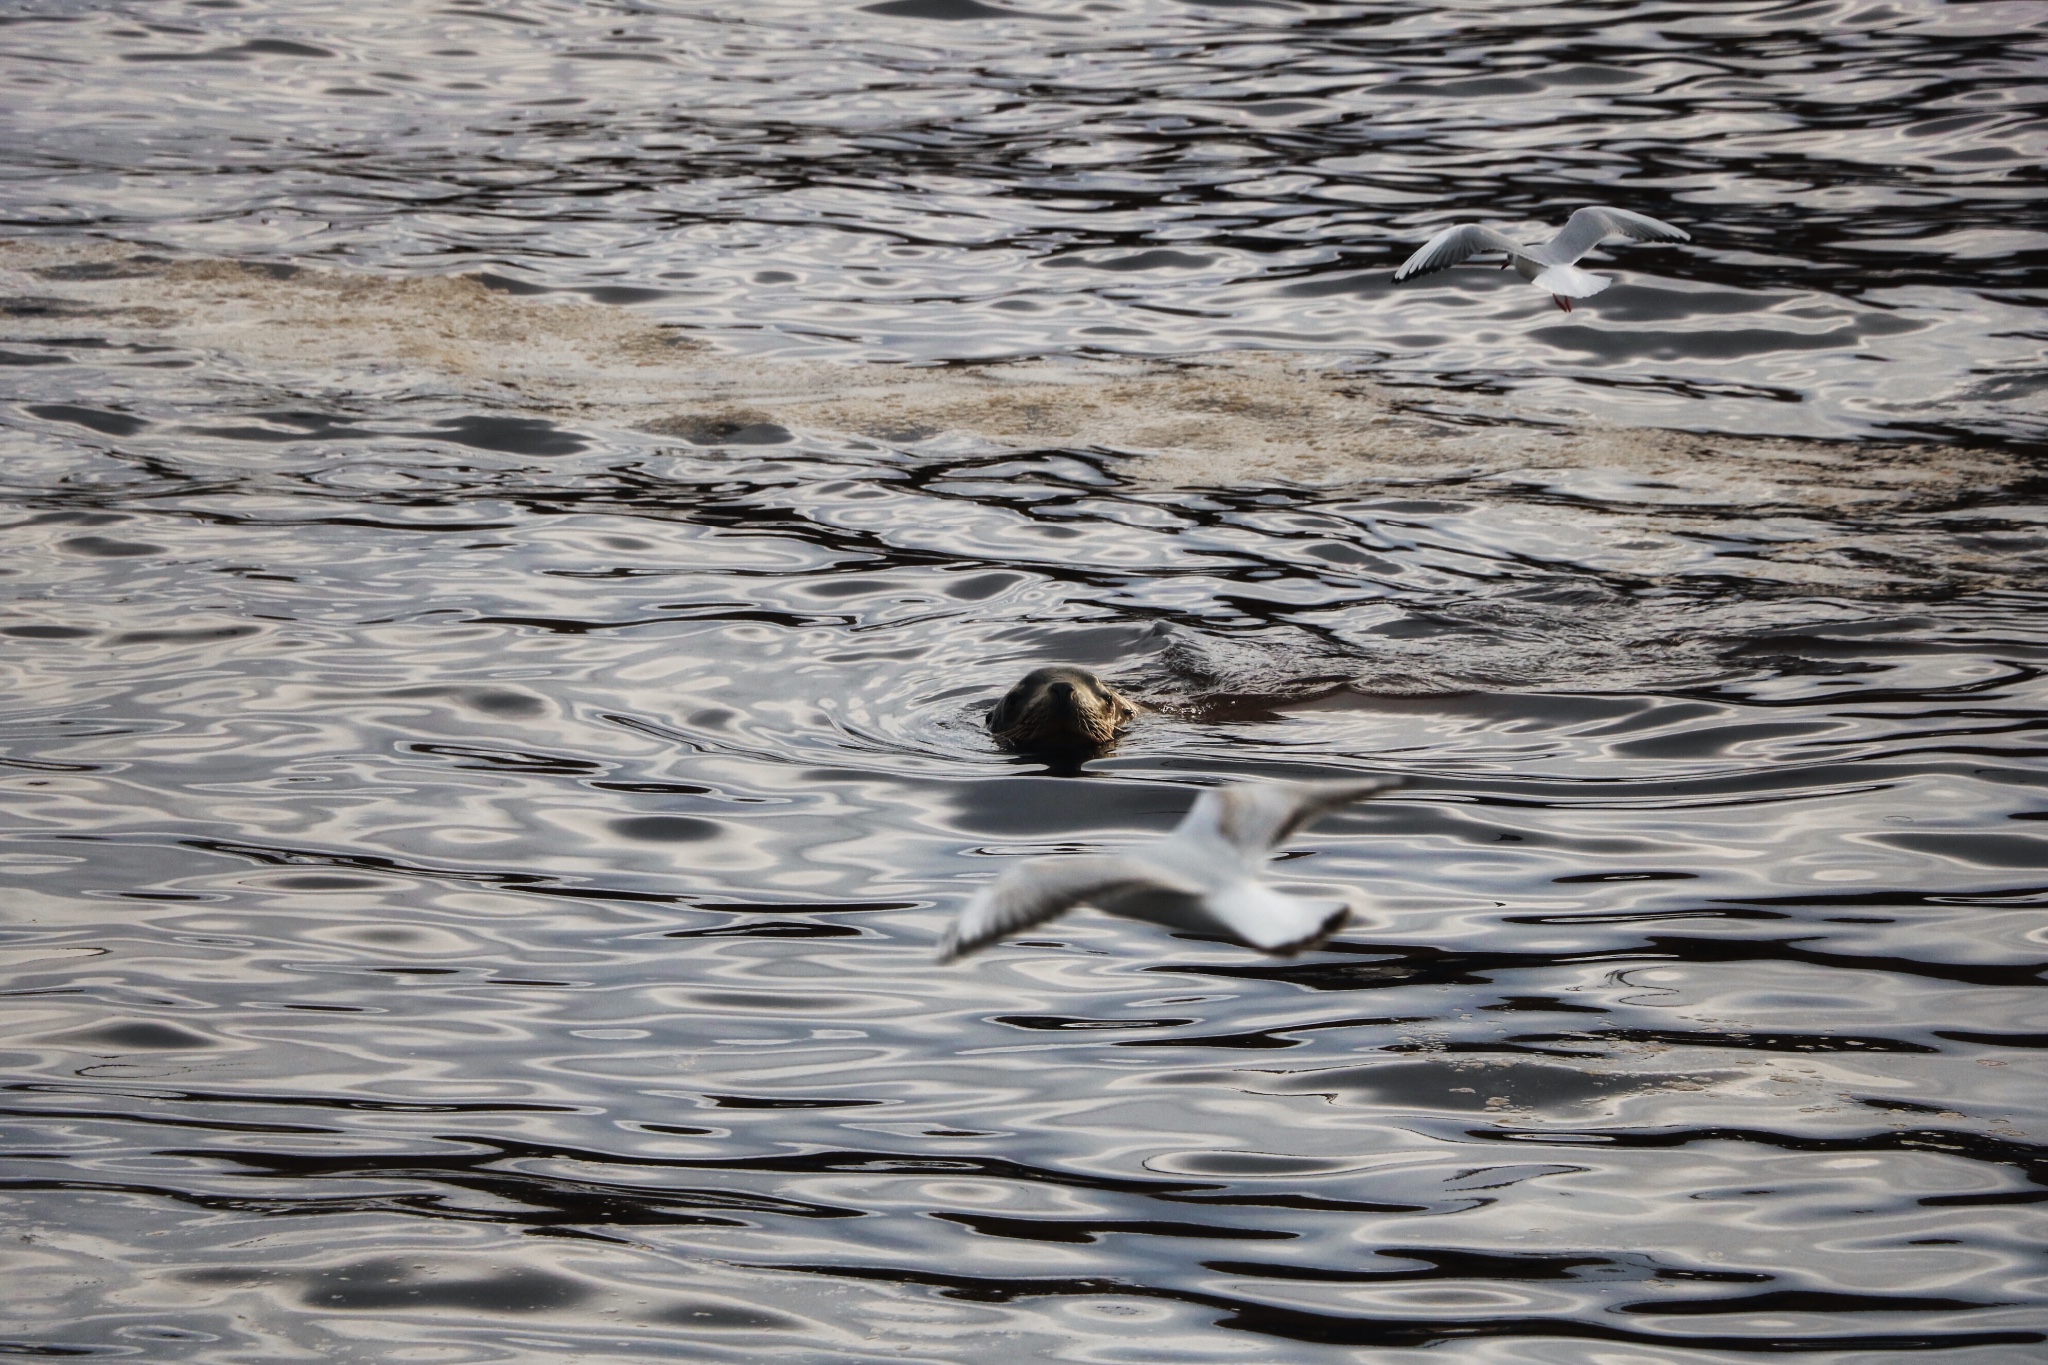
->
<box><xmin>1532</xmin><ymin>264</ymin><xmax>1609</xmax><ymax>299</ymax></box>
<box><xmin>1201</xmin><ymin>882</ymin><xmax>1353</xmax><ymax>955</ymax></box>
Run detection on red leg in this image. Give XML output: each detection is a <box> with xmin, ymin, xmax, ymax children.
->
<box><xmin>1554</xmin><ymin>295</ymin><xmax>1571</xmax><ymax>312</ymax></box>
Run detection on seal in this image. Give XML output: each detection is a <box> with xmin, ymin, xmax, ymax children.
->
<box><xmin>987</xmin><ymin>666</ymin><xmax>1136</xmax><ymax>753</ymax></box>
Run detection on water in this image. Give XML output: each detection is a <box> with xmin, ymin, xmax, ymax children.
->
<box><xmin>1</xmin><ymin>1</ymin><xmax>2045</xmax><ymax>1359</ymax></box>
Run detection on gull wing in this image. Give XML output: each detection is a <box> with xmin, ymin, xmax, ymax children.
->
<box><xmin>1538</xmin><ymin>206</ymin><xmax>1690</xmax><ymax>266</ymax></box>
<box><xmin>937</xmin><ymin>854</ymin><xmax>1202</xmax><ymax>963</ymax></box>
<box><xmin>1393</xmin><ymin>224</ymin><xmax>1528</xmax><ymax>281</ymax></box>
<box><xmin>1170</xmin><ymin>777</ymin><xmax>1404</xmax><ymax>867</ymax></box>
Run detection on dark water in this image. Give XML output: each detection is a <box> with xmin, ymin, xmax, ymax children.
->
<box><xmin>2</xmin><ymin>1</ymin><xmax>2047</xmax><ymax>1360</ymax></box>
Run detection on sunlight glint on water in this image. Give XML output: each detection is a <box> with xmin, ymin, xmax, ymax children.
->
<box><xmin>0</xmin><ymin>1</ymin><xmax>2044</xmax><ymax>1360</ymax></box>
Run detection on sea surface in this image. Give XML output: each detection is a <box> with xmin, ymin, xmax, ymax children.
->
<box><xmin>1</xmin><ymin>1</ymin><xmax>2046</xmax><ymax>1360</ymax></box>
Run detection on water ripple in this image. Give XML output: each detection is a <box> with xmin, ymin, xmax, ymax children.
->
<box><xmin>1</xmin><ymin>0</ymin><xmax>2045</xmax><ymax>1359</ymax></box>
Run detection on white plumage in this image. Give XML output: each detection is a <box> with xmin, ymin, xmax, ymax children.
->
<box><xmin>1392</xmin><ymin>205</ymin><xmax>1690</xmax><ymax>312</ymax></box>
<box><xmin>937</xmin><ymin>777</ymin><xmax>1401</xmax><ymax>963</ymax></box>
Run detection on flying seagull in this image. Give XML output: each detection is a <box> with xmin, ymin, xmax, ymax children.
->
<box><xmin>937</xmin><ymin>777</ymin><xmax>1402</xmax><ymax>963</ymax></box>
<box><xmin>1392</xmin><ymin>205</ymin><xmax>1690</xmax><ymax>312</ymax></box>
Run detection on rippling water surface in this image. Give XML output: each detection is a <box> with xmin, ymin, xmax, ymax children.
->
<box><xmin>2</xmin><ymin>1</ymin><xmax>2046</xmax><ymax>1360</ymax></box>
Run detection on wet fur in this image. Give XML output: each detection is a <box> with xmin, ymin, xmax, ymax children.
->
<box><xmin>988</xmin><ymin>666</ymin><xmax>1136</xmax><ymax>752</ymax></box>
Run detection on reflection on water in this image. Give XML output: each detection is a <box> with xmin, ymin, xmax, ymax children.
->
<box><xmin>2</xmin><ymin>0</ymin><xmax>2046</xmax><ymax>1360</ymax></box>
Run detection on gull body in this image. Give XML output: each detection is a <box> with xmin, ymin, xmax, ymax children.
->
<box><xmin>937</xmin><ymin>777</ymin><xmax>1401</xmax><ymax>963</ymax></box>
<box><xmin>1392</xmin><ymin>205</ymin><xmax>1690</xmax><ymax>312</ymax></box>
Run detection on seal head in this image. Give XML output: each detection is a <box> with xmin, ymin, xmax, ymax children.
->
<box><xmin>988</xmin><ymin>666</ymin><xmax>1136</xmax><ymax>753</ymax></box>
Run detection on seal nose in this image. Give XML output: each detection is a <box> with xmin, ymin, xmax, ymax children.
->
<box><xmin>1049</xmin><ymin>681</ymin><xmax>1074</xmax><ymax>697</ymax></box>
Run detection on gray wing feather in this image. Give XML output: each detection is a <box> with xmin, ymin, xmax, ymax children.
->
<box><xmin>1539</xmin><ymin>206</ymin><xmax>1690</xmax><ymax>265</ymax></box>
<box><xmin>1190</xmin><ymin>777</ymin><xmax>1405</xmax><ymax>863</ymax></box>
<box><xmin>937</xmin><ymin>854</ymin><xmax>1199</xmax><ymax>963</ymax></box>
<box><xmin>1393</xmin><ymin>224</ymin><xmax>1528</xmax><ymax>281</ymax></box>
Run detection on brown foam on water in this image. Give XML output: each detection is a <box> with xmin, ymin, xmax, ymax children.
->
<box><xmin>1</xmin><ymin>238</ymin><xmax>2018</xmax><ymax>523</ymax></box>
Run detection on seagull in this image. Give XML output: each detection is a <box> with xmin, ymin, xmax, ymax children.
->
<box><xmin>1392</xmin><ymin>205</ymin><xmax>1690</xmax><ymax>312</ymax></box>
<box><xmin>937</xmin><ymin>777</ymin><xmax>1402</xmax><ymax>963</ymax></box>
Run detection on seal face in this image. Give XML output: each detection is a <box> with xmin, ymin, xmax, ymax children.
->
<box><xmin>988</xmin><ymin>666</ymin><xmax>1136</xmax><ymax>752</ymax></box>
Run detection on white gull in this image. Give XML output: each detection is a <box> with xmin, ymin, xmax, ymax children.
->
<box><xmin>937</xmin><ymin>777</ymin><xmax>1401</xmax><ymax>963</ymax></box>
<box><xmin>1392</xmin><ymin>205</ymin><xmax>1690</xmax><ymax>312</ymax></box>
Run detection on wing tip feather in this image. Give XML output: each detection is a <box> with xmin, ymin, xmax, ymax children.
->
<box><xmin>1269</xmin><ymin>903</ymin><xmax>1352</xmax><ymax>956</ymax></box>
<box><xmin>936</xmin><ymin>917</ymin><xmax>1004</xmax><ymax>964</ymax></box>
<box><xmin>1393</xmin><ymin>224</ymin><xmax>1478</xmax><ymax>282</ymax></box>
<box><xmin>1300</xmin><ymin>774</ymin><xmax>1407</xmax><ymax>803</ymax></box>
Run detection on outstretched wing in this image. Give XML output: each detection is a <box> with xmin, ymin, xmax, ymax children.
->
<box><xmin>1170</xmin><ymin>777</ymin><xmax>1404</xmax><ymax>866</ymax></box>
<box><xmin>1540</xmin><ymin>206</ymin><xmax>1689</xmax><ymax>266</ymax></box>
<box><xmin>937</xmin><ymin>854</ymin><xmax>1200</xmax><ymax>963</ymax></box>
<box><xmin>1393</xmin><ymin>223</ymin><xmax>1528</xmax><ymax>281</ymax></box>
